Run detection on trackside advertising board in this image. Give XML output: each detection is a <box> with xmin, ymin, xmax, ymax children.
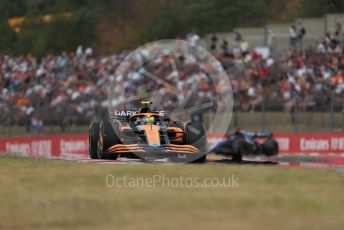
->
<box><xmin>0</xmin><ymin>134</ymin><xmax>88</xmax><ymax>159</ymax></box>
<box><xmin>0</xmin><ymin>133</ymin><xmax>344</xmax><ymax>158</ymax></box>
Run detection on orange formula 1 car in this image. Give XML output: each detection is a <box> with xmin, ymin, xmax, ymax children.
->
<box><xmin>89</xmin><ymin>102</ymin><xmax>207</xmax><ymax>163</ymax></box>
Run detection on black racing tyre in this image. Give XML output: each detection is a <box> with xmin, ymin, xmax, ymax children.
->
<box><xmin>98</xmin><ymin>121</ymin><xmax>121</xmax><ymax>160</ymax></box>
<box><xmin>262</xmin><ymin>138</ymin><xmax>279</xmax><ymax>156</ymax></box>
<box><xmin>192</xmin><ymin>153</ymin><xmax>207</xmax><ymax>163</ymax></box>
<box><xmin>184</xmin><ymin>122</ymin><xmax>207</xmax><ymax>163</ymax></box>
<box><xmin>89</xmin><ymin>122</ymin><xmax>100</xmax><ymax>159</ymax></box>
<box><xmin>231</xmin><ymin>137</ymin><xmax>243</xmax><ymax>162</ymax></box>
<box><xmin>232</xmin><ymin>154</ymin><xmax>243</xmax><ymax>162</ymax></box>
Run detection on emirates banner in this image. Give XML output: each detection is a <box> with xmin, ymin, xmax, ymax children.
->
<box><xmin>0</xmin><ymin>134</ymin><xmax>89</xmax><ymax>158</ymax></box>
<box><xmin>274</xmin><ymin>133</ymin><xmax>344</xmax><ymax>153</ymax></box>
<box><xmin>0</xmin><ymin>133</ymin><xmax>344</xmax><ymax>158</ymax></box>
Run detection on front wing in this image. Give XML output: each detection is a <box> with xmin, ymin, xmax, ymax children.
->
<box><xmin>104</xmin><ymin>144</ymin><xmax>204</xmax><ymax>162</ymax></box>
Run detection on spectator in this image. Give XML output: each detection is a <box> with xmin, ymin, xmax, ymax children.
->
<box><xmin>85</xmin><ymin>47</ymin><xmax>93</xmax><ymax>57</ymax></box>
<box><xmin>234</xmin><ymin>32</ymin><xmax>242</xmax><ymax>43</ymax></box>
<box><xmin>297</xmin><ymin>22</ymin><xmax>306</xmax><ymax>48</ymax></box>
<box><xmin>221</xmin><ymin>39</ymin><xmax>229</xmax><ymax>56</ymax></box>
<box><xmin>76</xmin><ymin>45</ymin><xmax>83</xmax><ymax>57</ymax></box>
<box><xmin>289</xmin><ymin>24</ymin><xmax>297</xmax><ymax>47</ymax></box>
<box><xmin>240</xmin><ymin>39</ymin><xmax>249</xmax><ymax>56</ymax></box>
<box><xmin>334</xmin><ymin>20</ymin><xmax>342</xmax><ymax>37</ymax></box>
<box><xmin>210</xmin><ymin>34</ymin><xmax>218</xmax><ymax>51</ymax></box>
<box><xmin>31</xmin><ymin>115</ymin><xmax>43</xmax><ymax>135</ymax></box>
<box><xmin>266</xmin><ymin>28</ymin><xmax>275</xmax><ymax>50</ymax></box>
<box><xmin>188</xmin><ymin>33</ymin><xmax>200</xmax><ymax>56</ymax></box>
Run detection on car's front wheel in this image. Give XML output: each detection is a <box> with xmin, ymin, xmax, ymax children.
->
<box><xmin>89</xmin><ymin>122</ymin><xmax>100</xmax><ymax>159</ymax></box>
<box><xmin>98</xmin><ymin>121</ymin><xmax>120</xmax><ymax>160</ymax></box>
<box><xmin>184</xmin><ymin>121</ymin><xmax>207</xmax><ymax>163</ymax></box>
<box><xmin>231</xmin><ymin>137</ymin><xmax>243</xmax><ymax>162</ymax></box>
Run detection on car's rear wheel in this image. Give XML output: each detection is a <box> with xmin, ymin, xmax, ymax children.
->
<box><xmin>262</xmin><ymin>138</ymin><xmax>279</xmax><ymax>156</ymax></box>
<box><xmin>98</xmin><ymin>121</ymin><xmax>120</xmax><ymax>160</ymax></box>
<box><xmin>184</xmin><ymin>122</ymin><xmax>207</xmax><ymax>163</ymax></box>
<box><xmin>89</xmin><ymin>122</ymin><xmax>100</xmax><ymax>159</ymax></box>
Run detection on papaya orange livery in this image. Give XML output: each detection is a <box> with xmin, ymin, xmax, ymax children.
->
<box><xmin>89</xmin><ymin>101</ymin><xmax>207</xmax><ymax>163</ymax></box>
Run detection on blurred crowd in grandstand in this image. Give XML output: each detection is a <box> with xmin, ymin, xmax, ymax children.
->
<box><xmin>211</xmin><ymin>26</ymin><xmax>344</xmax><ymax>112</ymax></box>
<box><xmin>0</xmin><ymin>27</ymin><xmax>343</xmax><ymax>133</ymax></box>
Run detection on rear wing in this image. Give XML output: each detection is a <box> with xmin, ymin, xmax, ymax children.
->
<box><xmin>254</xmin><ymin>132</ymin><xmax>273</xmax><ymax>138</ymax></box>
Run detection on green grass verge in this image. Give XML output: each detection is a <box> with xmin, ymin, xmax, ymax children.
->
<box><xmin>0</xmin><ymin>154</ymin><xmax>343</xmax><ymax>230</ymax></box>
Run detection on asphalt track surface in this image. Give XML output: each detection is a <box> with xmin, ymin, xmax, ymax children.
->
<box><xmin>74</xmin><ymin>154</ymin><xmax>344</xmax><ymax>170</ymax></box>
<box><xmin>7</xmin><ymin>152</ymin><xmax>344</xmax><ymax>170</ymax></box>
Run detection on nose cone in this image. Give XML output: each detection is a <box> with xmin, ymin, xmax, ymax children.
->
<box><xmin>141</xmin><ymin>125</ymin><xmax>160</xmax><ymax>146</ymax></box>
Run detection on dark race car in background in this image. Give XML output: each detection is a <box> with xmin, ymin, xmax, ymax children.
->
<box><xmin>211</xmin><ymin>130</ymin><xmax>279</xmax><ymax>161</ymax></box>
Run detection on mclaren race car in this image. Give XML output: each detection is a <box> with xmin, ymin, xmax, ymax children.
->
<box><xmin>89</xmin><ymin>102</ymin><xmax>207</xmax><ymax>163</ymax></box>
<box><xmin>211</xmin><ymin>130</ymin><xmax>279</xmax><ymax>161</ymax></box>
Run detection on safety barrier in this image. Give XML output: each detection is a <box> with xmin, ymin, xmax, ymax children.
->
<box><xmin>1</xmin><ymin>133</ymin><xmax>344</xmax><ymax>158</ymax></box>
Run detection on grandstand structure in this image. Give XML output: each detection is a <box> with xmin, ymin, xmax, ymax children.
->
<box><xmin>204</xmin><ymin>14</ymin><xmax>344</xmax><ymax>55</ymax></box>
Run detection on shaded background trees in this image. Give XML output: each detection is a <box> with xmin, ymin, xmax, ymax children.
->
<box><xmin>0</xmin><ymin>0</ymin><xmax>343</xmax><ymax>55</ymax></box>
